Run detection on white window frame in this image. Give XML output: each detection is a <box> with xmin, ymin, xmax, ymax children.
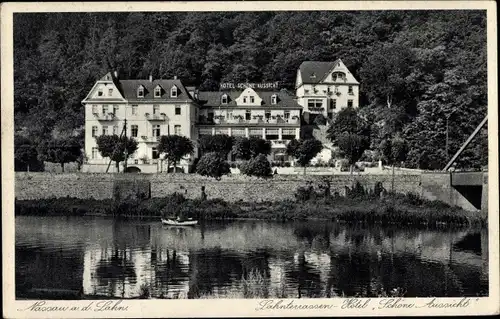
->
<box><xmin>347</xmin><ymin>99</ymin><xmax>353</xmax><ymax>108</ymax></box>
<box><xmin>108</xmin><ymin>88</ymin><xmax>113</xmax><ymax>96</ymax></box>
<box><xmin>153</xmin><ymin>105</ymin><xmax>160</xmax><ymax>115</ymax></box>
<box><xmin>152</xmin><ymin>124</ymin><xmax>161</xmax><ymax>137</ymax></box>
<box><xmin>221</xmin><ymin>95</ymin><xmax>228</xmax><ymax>104</ymax></box>
<box><xmin>175</xmin><ymin>105</ymin><xmax>181</xmax><ymax>115</ymax></box>
<box><xmin>171</xmin><ymin>86</ymin><xmax>178</xmax><ymax>98</ymax></box>
<box><xmin>102</xmin><ymin>105</ymin><xmax>108</xmax><ymax>115</ymax></box>
<box><xmin>250</xmin><ymin>96</ymin><xmax>255</xmax><ymax>104</ymax></box>
<box><xmin>92</xmin><ymin>105</ymin><xmax>98</xmax><ymax>114</ymax></box>
<box><xmin>92</xmin><ymin>147</ymin><xmax>99</xmax><ymax>159</ymax></box>
<box><xmin>91</xmin><ymin>126</ymin><xmax>98</xmax><ymax>137</ymax></box>
<box><xmin>113</xmin><ymin>125</ymin><xmax>119</xmax><ymax>135</ymax></box>
<box><xmin>98</xmin><ymin>89</ymin><xmax>103</xmax><ymax>97</ymax></box>
<box><xmin>132</xmin><ymin>105</ymin><xmax>138</xmax><ymax>115</ymax></box>
<box><xmin>154</xmin><ymin>87</ymin><xmax>161</xmax><ymax>98</ymax></box>
<box><xmin>138</xmin><ymin>87</ymin><xmax>144</xmax><ymax>98</ymax></box>
<box><xmin>271</xmin><ymin>95</ymin><xmax>277</xmax><ymax>105</ymax></box>
<box><xmin>102</xmin><ymin>126</ymin><xmax>108</xmax><ymax>136</ymax></box>
<box><xmin>113</xmin><ymin>105</ymin><xmax>119</xmax><ymax>115</ymax></box>
<box><xmin>348</xmin><ymin>85</ymin><xmax>354</xmax><ymax>95</ymax></box>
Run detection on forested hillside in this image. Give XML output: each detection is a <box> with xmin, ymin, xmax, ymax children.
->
<box><xmin>13</xmin><ymin>11</ymin><xmax>488</xmax><ymax>169</ymax></box>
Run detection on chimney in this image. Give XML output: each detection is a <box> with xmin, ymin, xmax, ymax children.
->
<box><xmin>174</xmin><ymin>75</ymin><xmax>178</xmax><ymax>80</ymax></box>
<box><xmin>113</xmin><ymin>70</ymin><xmax>118</xmax><ymax>78</ymax></box>
<box><xmin>149</xmin><ymin>74</ymin><xmax>153</xmax><ymax>82</ymax></box>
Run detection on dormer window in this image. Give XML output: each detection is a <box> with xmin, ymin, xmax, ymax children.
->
<box><xmin>310</xmin><ymin>73</ymin><xmax>316</xmax><ymax>79</ymax></box>
<box><xmin>170</xmin><ymin>86</ymin><xmax>178</xmax><ymax>98</ymax></box>
<box><xmin>271</xmin><ymin>94</ymin><xmax>277</xmax><ymax>105</ymax></box>
<box><xmin>154</xmin><ymin>86</ymin><xmax>162</xmax><ymax>98</ymax></box>
<box><xmin>98</xmin><ymin>89</ymin><xmax>103</xmax><ymax>97</ymax></box>
<box><xmin>137</xmin><ymin>86</ymin><xmax>144</xmax><ymax>98</ymax></box>
<box><xmin>221</xmin><ymin>94</ymin><xmax>228</xmax><ymax>104</ymax></box>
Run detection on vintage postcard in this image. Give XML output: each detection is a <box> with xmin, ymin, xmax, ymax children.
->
<box><xmin>1</xmin><ymin>1</ymin><xmax>498</xmax><ymax>318</ymax></box>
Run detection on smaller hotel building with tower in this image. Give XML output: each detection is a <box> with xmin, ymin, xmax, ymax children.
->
<box><xmin>81</xmin><ymin>59</ymin><xmax>360</xmax><ymax>173</ymax></box>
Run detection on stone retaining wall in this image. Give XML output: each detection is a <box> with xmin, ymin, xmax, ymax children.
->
<box><xmin>15</xmin><ymin>172</ymin><xmax>422</xmax><ymax>202</ymax></box>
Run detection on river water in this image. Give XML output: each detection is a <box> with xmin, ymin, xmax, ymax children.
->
<box><xmin>15</xmin><ymin>216</ymin><xmax>488</xmax><ymax>299</ymax></box>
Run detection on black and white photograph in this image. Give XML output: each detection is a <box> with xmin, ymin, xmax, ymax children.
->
<box><xmin>2</xmin><ymin>1</ymin><xmax>498</xmax><ymax>317</ymax></box>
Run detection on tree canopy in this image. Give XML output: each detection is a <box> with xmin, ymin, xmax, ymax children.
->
<box><xmin>95</xmin><ymin>135</ymin><xmax>138</xmax><ymax>172</ymax></box>
<box><xmin>36</xmin><ymin>137</ymin><xmax>82</xmax><ymax>172</ymax></box>
<box><xmin>157</xmin><ymin>135</ymin><xmax>194</xmax><ymax>170</ymax></box>
<box><xmin>232</xmin><ymin>136</ymin><xmax>272</xmax><ymax>160</ymax></box>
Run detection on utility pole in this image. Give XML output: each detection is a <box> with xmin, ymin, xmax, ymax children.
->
<box><xmin>123</xmin><ymin>119</ymin><xmax>128</xmax><ymax>173</ymax></box>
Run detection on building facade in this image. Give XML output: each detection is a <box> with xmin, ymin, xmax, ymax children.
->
<box><xmin>82</xmin><ymin>72</ymin><xmax>197</xmax><ymax>173</ymax></box>
<box><xmin>82</xmin><ymin>59</ymin><xmax>359</xmax><ymax>172</ymax></box>
<box><xmin>295</xmin><ymin>59</ymin><xmax>359</xmax><ymax>123</ymax></box>
<box><xmin>195</xmin><ymin>87</ymin><xmax>301</xmax><ymax>162</ymax></box>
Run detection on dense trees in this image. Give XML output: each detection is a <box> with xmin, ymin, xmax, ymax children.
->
<box><xmin>198</xmin><ymin>135</ymin><xmax>234</xmax><ymax>157</ymax></box>
<box><xmin>327</xmin><ymin>107</ymin><xmax>371</xmax><ymax>172</ymax></box>
<box><xmin>37</xmin><ymin>137</ymin><xmax>82</xmax><ymax>172</ymax></box>
<box><xmin>14</xmin><ymin>135</ymin><xmax>39</xmax><ymax>172</ymax></box>
<box><xmin>14</xmin><ymin>11</ymin><xmax>487</xmax><ymax>170</ymax></box>
<box><xmin>232</xmin><ymin>137</ymin><xmax>272</xmax><ymax>160</ymax></box>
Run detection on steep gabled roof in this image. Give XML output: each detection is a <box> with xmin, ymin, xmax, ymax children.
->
<box><xmin>196</xmin><ymin>89</ymin><xmax>301</xmax><ymax>109</ymax></box>
<box><xmin>298</xmin><ymin>60</ymin><xmax>341</xmax><ymax>84</ymax></box>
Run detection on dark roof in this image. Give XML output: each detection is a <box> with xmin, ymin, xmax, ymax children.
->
<box><xmin>298</xmin><ymin>60</ymin><xmax>340</xmax><ymax>84</ymax></box>
<box><xmin>116</xmin><ymin>79</ymin><xmax>192</xmax><ymax>102</ymax></box>
<box><xmin>196</xmin><ymin>89</ymin><xmax>301</xmax><ymax>109</ymax></box>
<box><xmin>96</xmin><ymin>72</ymin><xmax>193</xmax><ymax>102</ymax></box>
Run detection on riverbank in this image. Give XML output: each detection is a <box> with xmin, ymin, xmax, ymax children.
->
<box><xmin>15</xmin><ymin>189</ymin><xmax>485</xmax><ymax>227</ymax></box>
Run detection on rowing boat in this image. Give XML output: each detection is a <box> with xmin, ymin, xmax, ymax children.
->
<box><xmin>161</xmin><ymin>218</ymin><xmax>198</xmax><ymax>226</ymax></box>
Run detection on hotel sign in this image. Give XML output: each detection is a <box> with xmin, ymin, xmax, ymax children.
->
<box><xmin>219</xmin><ymin>81</ymin><xmax>280</xmax><ymax>90</ymax></box>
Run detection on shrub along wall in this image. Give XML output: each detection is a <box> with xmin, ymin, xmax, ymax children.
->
<box><xmin>15</xmin><ymin>172</ymin><xmax>422</xmax><ymax>202</ymax></box>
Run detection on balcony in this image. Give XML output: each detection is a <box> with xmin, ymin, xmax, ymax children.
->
<box><xmin>141</xmin><ymin>135</ymin><xmax>161</xmax><ymax>143</ymax></box>
<box><xmin>93</xmin><ymin>113</ymin><xmax>116</xmax><ymax>121</ymax></box>
<box><xmin>308</xmin><ymin>107</ymin><xmax>325</xmax><ymax>113</ymax></box>
<box><xmin>145</xmin><ymin>113</ymin><xmax>167</xmax><ymax>121</ymax></box>
<box><xmin>197</xmin><ymin>116</ymin><xmax>300</xmax><ymax>126</ymax></box>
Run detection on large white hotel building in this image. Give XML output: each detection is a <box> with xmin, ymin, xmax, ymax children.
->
<box><xmin>82</xmin><ymin>59</ymin><xmax>359</xmax><ymax>173</ymax></box>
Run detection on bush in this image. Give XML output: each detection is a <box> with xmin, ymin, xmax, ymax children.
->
<box><xmin>196</xmin><ymin>152</ymin><xmax>230</xmax><ymax>179</ymax></box>
<box><xmin>313</xmin><ymin>114</ymin><xmax>327</xmax><ymax>126</ymax></box>
<box><xmin>240</xmin><ymin>154</ymin><xmax>272</xmax><ymax>177</ymax></box>
<box><xmin>284</xmin><ymin>162</ymin><xmax>291</xmax><ymax>167</ymax></box>
<box><xmin>294</xmin><ymin>183</ymin><xmax>316</xmax><ymax>201</ymax></box>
